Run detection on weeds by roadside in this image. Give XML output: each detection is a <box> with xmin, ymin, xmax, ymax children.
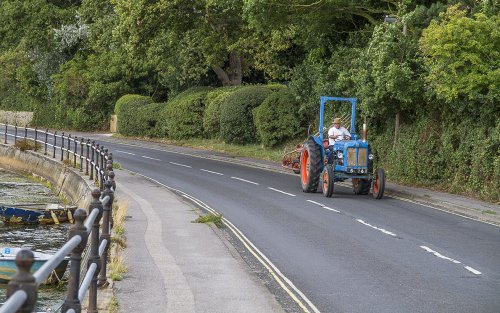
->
<box><xmin>108</xmin><ymin>198</ymin><xmax>128</xmax><ymax>282</ymax></box>
<box><xmin>194</xmin><ymin>213</ymin><xmax>223</xmax><ymax>228</ymax></box>
<box><xmin>14</xmin><ymin>139</ymin><xmax>41</xmax><ymax>151</ymax></box>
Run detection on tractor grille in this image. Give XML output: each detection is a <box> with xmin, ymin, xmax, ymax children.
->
<box><xmin>347</xmin><ymin>148</ymin><xmax>367</xmax><ymax>166</ymax></box>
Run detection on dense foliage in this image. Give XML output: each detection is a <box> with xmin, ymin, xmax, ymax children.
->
<box><xmin>161</xmin><ymin>87</ymin><xmax>212</xmax><ymax>140</ymax></box>
<box><xmin>253</xmin><ymin>90</ymin><xmax>303</xmax><ymax>148</ymax></box>
<box><xmin>203</xmin><ymin>87</ymin><xmax>240</xmax><ymax>139</ymax></box>
<box><xmin>219</xmin><ymin>86</ymin><xmax>273</xmax><ymax>144</ymax></box>
<box><xmin>115</xmin><ymin>94</ymin><xmax>154</xmax><ymax>136</ymax></box>
<box><xmin>0</xmin><ymin>0</ymin><xmax>498</xmax><ymax>201</ymax></box>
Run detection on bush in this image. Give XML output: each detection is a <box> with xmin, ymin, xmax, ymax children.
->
<box><xmin>203</xmin><ymin>87</ymin><xmax>241</xmax><ymax>138</ymax></box>
<box><xmin>370</xmin><ymin>118</ymin><xmax>500</xmax><ymax>202</ymax></box>
<box><xmin>219</xmin><ymin>86</ymin><xmax>274</xmax><ymax>144</ymax></box>
<box><xmin>253</xmin><ymin>89</ymin><xmax>303</xmax><ymax>147</ymax></box>
<box><xmin>14</xmin><ymin>139</ymin><xmax>41</xmax><ymax>151</ymax></box>
<box><xmin>160</xmin><ymin>87</ymin><xmax>212</xmax><ymax>140</ymax></box>
<box><xmin>115</xmin><ymin>94</ymin><xmax>154</xmax><ymax>136</ymax></box>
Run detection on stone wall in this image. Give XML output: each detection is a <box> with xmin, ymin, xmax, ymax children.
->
<box><xmin>0</xmin><ymin>110</ymin><xmax>34</xmax><ymax>126</ymax></box>
<box><xmin>0</xmin><ymin>144</ymin><xmax>94</xmax><ymax>210</ymax></box>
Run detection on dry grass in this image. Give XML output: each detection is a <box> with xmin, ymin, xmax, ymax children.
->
<box><xmin>108</xmin><ymin>198</ymin><xmax>128</xmax><ymax>281</ymax></box>
<box><xmin>14</xmin><ymin>139</ymin><xmax>41</xmax><ymax>151</ymax></box>
<box><xmin>108</xmin><ymin>254</ymin><xmax>127</xmax><ymax>281</ymax></box>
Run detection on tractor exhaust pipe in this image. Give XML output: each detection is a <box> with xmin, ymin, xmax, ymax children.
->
<box><xmin>363</xmin><ymin>123</ymin><xmax>367</xmax><ymax>142</ymax></box>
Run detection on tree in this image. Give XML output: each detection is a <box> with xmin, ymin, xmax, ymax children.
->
<box><xmin>113</xmin><ymin>0</ymin><xmax>262</xmax><ymax>87</ymax></box>
<box><xmin>419</xmin><ymin>5</ymin><xmax>499</xmax><ymax>121</ymax></box>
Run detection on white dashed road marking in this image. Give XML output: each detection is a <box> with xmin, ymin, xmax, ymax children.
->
<box><xmin>268</xmin><ymin>187</ymin><xmax>296</xmax><ymax>197</ymax></box>
<box><xmin>306</xmin><ymin>200</ymin><xmax>340</xmax><ymax>213</ymax></box>
<box><xmin>307</xmin><ymin>200</ymin><xmax>325</xmax><ymax>206</ymax></box>
<box><xmin>356</xmin><ymin>219</ymin><xmax>397</xmax><ymax>237</ymax></box>
<box><xmin>116</xmin><ymin>150</ymin><xmax>136</xmax><ymax>155</ymax></box>
<box><xmin>231</xmin><ymin>177</ymin><xmax>259</xmax><ymax>185</ymax></box>
<box><xmin>200</xmin><ymin>169</ymin><xmax>224</xmax><ymax>175</ymax></box>
<box><xmin>464</xmin><ymin>266</ymin><xmax>482</xmax><ymax>275</ymax></box>
<box><xmin>420</xmin><ymin>246</ymin><xmax>482</xmax><ymax>275</ymax></box>
<box><xmin>169</xmin><ymin>161</ymin><xmax>192</xmax><ymax>168</ymax></box>
<box><xmin>420</xmin><ymin>246</ymin><xmax>461</xmax><ymax>264</ymax></box>
<box><xmin>141</xmin><ymin>155</ymin><xmax>161</xmax><ymax>161</ymax></box>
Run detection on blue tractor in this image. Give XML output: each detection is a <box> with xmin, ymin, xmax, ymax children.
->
<box><xmin>288</xmin><ymin>96</ymin><xmax>385</xmax><ymax>198</ymax></box>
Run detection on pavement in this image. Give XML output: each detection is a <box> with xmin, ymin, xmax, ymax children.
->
<box><xmin>113</xmin><ymin>169</ymin><xmax>285</xmax><ymax>313</ymax></box>
<box><xmin>80</xmin><ymin>134</ymin><xmax>500</xmax><ymax>312</ymax></box>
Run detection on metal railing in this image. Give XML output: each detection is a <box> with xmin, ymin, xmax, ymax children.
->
<box><xmin>0</xmin><ymin>123</ymin><xmax>117</xmax><ymax>313</ymax></box>
<box><xmin>1</xmin><ymin>123</ymin><xmax>114</xmax><ymax>190</ymax></box>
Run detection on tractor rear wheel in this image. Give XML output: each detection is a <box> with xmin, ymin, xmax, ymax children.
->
<box><xmin>372</xmin><ymin>168</ymin><xmax>385</xmax><ymax>199</ymax></box>
<box><xmin>352</xmin><ymin>178</ymin><xmax>371</xmax><ymax>195</ymax></box>
<box><xmin>322</xmin><ymin>165</ymin><xmax>334</xmax><ymax>197</ymax></box>
<box><xmin>300</xmin><ymin>139</ymin><xmax>322</xmax><ymax>192</ymax></box>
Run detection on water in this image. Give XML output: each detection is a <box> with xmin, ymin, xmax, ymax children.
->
<box><xmin>0</xmin><ymin>169</ymin><xmax>71</xmax><ymax>312</ymax></box>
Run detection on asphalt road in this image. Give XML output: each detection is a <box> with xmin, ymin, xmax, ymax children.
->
<box><xmin>95</xmin><ymin>139</ymin><xmax>500</xmax><ymax>313</ymax></box>
<box><xmin>5</xmin><ymin>129</ymin><xmax>500</xmax><ymax>313</ymax></box>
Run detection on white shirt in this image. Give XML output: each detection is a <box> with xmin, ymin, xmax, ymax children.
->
<box><xmin>328</xmin><ymin>126</ymin><xmax>351</xmax><ymax>146</ymax></box>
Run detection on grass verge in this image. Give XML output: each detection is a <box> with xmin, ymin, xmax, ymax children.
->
<box><xmin>112</xmin><ymin>134</ymin><xmax>301</xmax><ymax>163</ymax></box>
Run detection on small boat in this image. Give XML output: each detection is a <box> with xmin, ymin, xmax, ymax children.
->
<box><xmin>0</xmin><ymin>247</ymin><xmax>69</xmax><ymax>284</ymax></box>
<box><xmin>0</xmin><ymin>204</ymin><xmax>76</xmax><ymax>225</ymax></box>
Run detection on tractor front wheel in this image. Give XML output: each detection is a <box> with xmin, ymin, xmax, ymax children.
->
<box><xmin>353</xmin><ymin>178</ymin><xmax>371</xmax><ymax>195</ymax></box>
<box><xmin>322</xmin><ymin>165</ymin><xmax>334</xmax><ymax>197</ymax></box>
<box><xmin>300</xmin><ymin>139</ymin><xmax>322</xmax><ymax>192</ymax></box>
<box><xmin>372</xmin><ymin>168</ymin><xmax>385</xmax><ymax>199</ymax></box>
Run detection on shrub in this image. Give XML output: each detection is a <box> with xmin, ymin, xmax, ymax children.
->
<box><xmin>115</xmin><ymin>94</ymin><xmax>154</xmax><ymax>136</ymax></box>
<box><xmin>370</xmin><ymin>118</ymin><xmax>500</xmax><ymax>202</ymax></box>
<box><xmin>253</xmin><ymin>89</ymin><xmax>303</xmax><ymax>147</ymax></box>
<box><xmin>203</xmin><ymin>87</ymin><xmax>241</xmax><ymax>138</ymax></box>
<box><xmin>161</xmin><ymin>87</ymin><xmax>212</xmax><ymax>140</ymax></box>
<box><xmin>14</xmin><ymin>139</ymin><xmax>40</xmax><ymax>151</ymax></box>
<box><xmin>219</xmin><ymin>86</ymin><xmax>274</xmax><ymax>144</ymax></box>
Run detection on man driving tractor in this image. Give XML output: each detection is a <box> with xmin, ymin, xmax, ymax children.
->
<box><xmin>328</xmin><ymin>118</ymin><xmax>351</xmax><ymax>163</ymax></box>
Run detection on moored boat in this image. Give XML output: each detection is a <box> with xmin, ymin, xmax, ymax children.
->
<box><xmin>0</xmin><ymin>247</ymin><xmax>69</xmax><ymax>284</ymax></box>
<box><xmin>0</xmin><ymin>204</ymin><xmax>76</xmax><ymax>225</ymax></box>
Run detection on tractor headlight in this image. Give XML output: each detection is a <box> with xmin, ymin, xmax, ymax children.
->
<box><xmin>337</xmin><ymin>151</ymin><xmax>344</xmax><ymax>159</ymax></box>
<box><xmin>368</xmin><ymin>154</ymin><xmax>374</xmax><ymax>160</ymax></box>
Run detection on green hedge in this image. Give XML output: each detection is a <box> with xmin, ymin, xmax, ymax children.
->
<box><xmin>116</xmin><ymin>94</ymin><xmax>154</xmax><ymax>136</ymax></box>
<box><xmin>219</xmin><ymin>86</ymin><xmax>274</xmax><ymax>144</ymax></box>
<box><xmin>160</xmin><ymin>87</ymin><xmax>212</xmax><ymax>140</ymax></box>
<box><xmin>253</xmin><ymin>89</ymin><xmax>303</xmax><ymax>148</ymax></box>
<box><xmin>203</xmin><ymin>87</ymin><xmax>241</xmax><ymax>138</ymax></box>
<box><xmin>371</xmin><ymin>118</ymin><xmax>500</xmax><ymax>202</ymax></box>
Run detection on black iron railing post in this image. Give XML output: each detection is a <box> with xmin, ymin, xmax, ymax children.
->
<box><xmin>61</xmin><ymin>209</ymin><xmax>88</xmax><ymax>313</ymax></box>
<box><xmin>53</xmin><ymin>131</ymin><xmax>57</xmax><ymax>158</ymax></box>
<box><xmin>34</xmin><ymin>127</ymin><xmax>38</xmax><ymax>148</ymax></box>
<box><xmin>61</xmin><ymin>132</ymin><xmax>65</xmax><ymax>161</ymax></box>
<box><xmin>90</xmin><ymin>141</ymin><xmax>95</xmax><ymax>181</ymax></box>
<box><xmin>24</xmin><ymin>125</ymin><xmax>27</xmax><ymax>140</ymax></box>
<box><xmin>85</xmin><ymin>139</ymin><xmax>90</xmax><ymax>176</ymax></box>
<box><xmin>100</xmin><ymin>146</ymin><xmax>105</xmax><ymax>189</ymax></box>
<box><xmin>80</xmin><ymin>138</ymin><xmax>84</xmax><ymax>172</ymax></box>
<box><xmin>87</xmin><ymin>189</ymin><xmax>104</xmax><ymax>313</ymax></box>
<box><xmin>6</xmin><ymin>249</ymin><xmax>38</xmax><ymax>313</ymax></box>
<box><xmin>4</xmin><ymin>124</ymin><xmax>7</xmax><ymax>144</ymax></box>
<box><xmin>74</xmin><ymin>136</ymin><xmax>78</xmax><ymax>168</ymax></box>
<box><xmin>98</xmin><ymin>180</ymin><xmax>114</xmax><ymax>287</ymax></box>
<box><xmin>108</xmin><ymin>171</ymin><xmax>116</xmax><ymax>192</ymax></box>
<box><xmin>44</xmin><ymin>129</ymin><xmax>49</xmax><ymax>155</ymax></box>
<box><xmin>14</xmin><ymin>124</ymin><xmax>17</xmax><ymax>144</ymax></box>
<box><xmin>95</xmin><ymin>143</ymin><xmax>100</xmax><ymax>187</ymax></box>
<box><xmin>67</xmin><ymin>134</ymin><xmax>71</xmax><ymax>161</ymax></box>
